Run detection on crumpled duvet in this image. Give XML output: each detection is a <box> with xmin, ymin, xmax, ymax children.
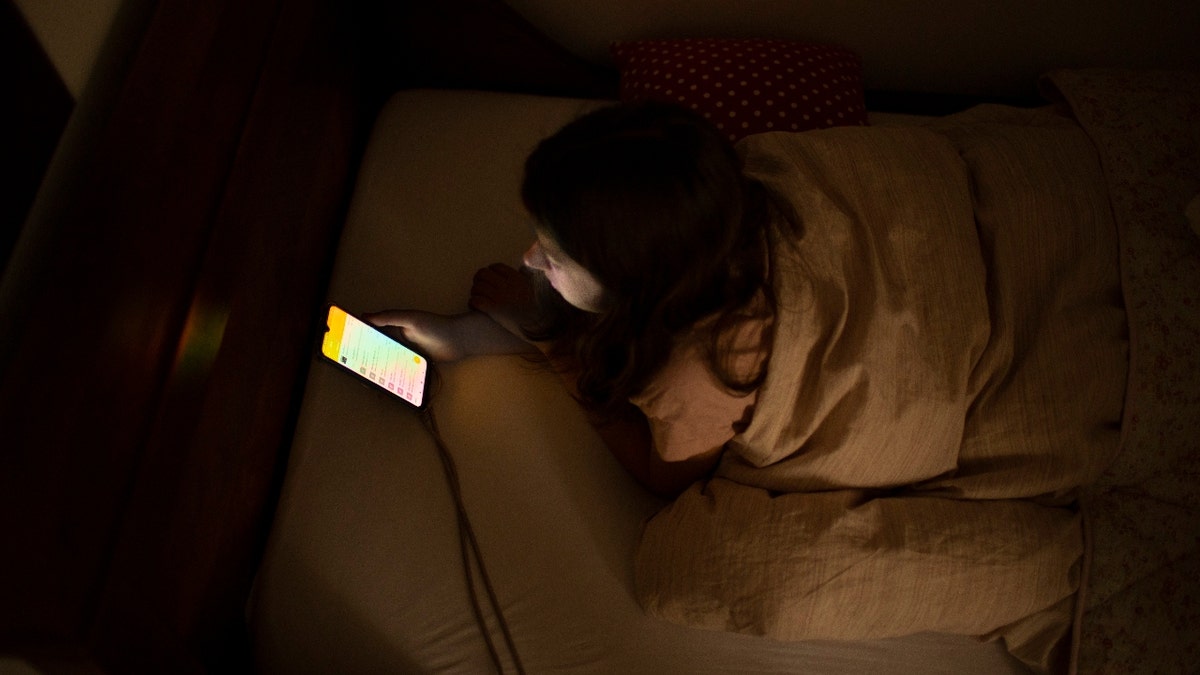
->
<box><xmin>636</xmin><ymin>102</ymin><xmax>1130</xmax><ymax>674</ymax></box>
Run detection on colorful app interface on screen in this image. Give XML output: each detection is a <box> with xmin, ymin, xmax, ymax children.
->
<box><xmin>323</xmin><ymin>306</ymin><xmax>427</xmax><ymax>407</ymax></box>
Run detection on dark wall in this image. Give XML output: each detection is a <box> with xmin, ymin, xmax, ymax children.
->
<box><xmin>1</xmin><ymin>0</ymin><xmax>73</xmax><ymax>276</ymax></box>
<box><xmin>0</xmin><ymin>0</ymin><xmax>369</xmax><ymax>671</ymax></box>
<box><xmin>347</xmin><ymin>0</ymin><xmax>617</xmax><ymax>105</ymax></box>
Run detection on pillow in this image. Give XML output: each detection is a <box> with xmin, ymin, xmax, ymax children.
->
<box><xmin>610</xmin><ymin>38</ymin><xmax>868</xmax><ymax>142</ymax></box>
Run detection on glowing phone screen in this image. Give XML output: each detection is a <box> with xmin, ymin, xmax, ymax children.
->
<box><xmin>322</xmin><ymin>306</ymin><xmax>428</xmax><ymax>408</ymax></box>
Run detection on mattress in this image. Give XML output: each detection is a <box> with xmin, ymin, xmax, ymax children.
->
<box><xmin>247</xmin><ymin>89</ymin><xmax>1028</xmax><ymax>673</ymax></box>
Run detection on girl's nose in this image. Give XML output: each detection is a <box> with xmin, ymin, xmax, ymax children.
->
<box><xmin>523</xmin><ymin>241</ymin><xmax>548</xmax><ymax>272</ymax></box>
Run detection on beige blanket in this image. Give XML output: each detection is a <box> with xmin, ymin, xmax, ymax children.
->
<box><xmin>636</xmin><ymin>102</ymin><xmax>1130</xmax><ymax>672</ymax></box>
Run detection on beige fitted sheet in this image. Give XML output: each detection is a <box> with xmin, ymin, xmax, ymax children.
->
<box><xmin>248</xmin><ymin>89</ymin><xmax>1028</xmax><ymax>674</ymax></box>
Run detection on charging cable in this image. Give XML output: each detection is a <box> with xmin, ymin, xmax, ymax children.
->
<box><xmin>419</xmin><ymin>406</ymin><xmax>526</xmax><ymax>675</ymax></box>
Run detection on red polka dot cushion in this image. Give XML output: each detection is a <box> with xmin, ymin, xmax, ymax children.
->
<box><xmin>610</xmin><ymin>38</ymin><xmax>868</xmax><ymax>142</ymax></box>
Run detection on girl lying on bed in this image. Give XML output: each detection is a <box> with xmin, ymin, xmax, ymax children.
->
<box><xmin>369</xmin><ymin>101</ymin><xmax>792</xmax><ymax>497</ymax></box>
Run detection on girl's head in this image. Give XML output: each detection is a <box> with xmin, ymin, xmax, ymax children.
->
<box><xmin>521</xmin><ymin>101</ymin><xmax>756</xmax><ymax>324</ymax></box>
<box><xmin>520</xmin><ymin>101</ymin><xmax>778</xmax><ymax>411</ymax></box>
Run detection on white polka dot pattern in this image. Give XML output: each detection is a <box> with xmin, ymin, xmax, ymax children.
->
<box><xmin>611</xmin><ymin>38</ymin><xmax>869</xmax><ymax>142</ymax></box>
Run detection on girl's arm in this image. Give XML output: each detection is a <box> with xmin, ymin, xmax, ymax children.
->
<box><xmin>367</xmin><ymin>310</ymin><xmax>538</xmax><ymax>362</ymax></box>
<box><xmin>373</xmin><ymin>305</ymin><xmax>714</xmax><ymax>496</ymax></box>
<box><xmin>540</xmin><ymin>348</ymin><xmax>721</xmax><ymax>499</ymax></box>
<box><xmin>589</xmin><ymin>403</ymin><xmax>723</xmax><ymax>499</ymax></box>
<box><xmin>470</xmin><ymin>262</ymin><xmax>719</xmax><ymax>497</ymax></box>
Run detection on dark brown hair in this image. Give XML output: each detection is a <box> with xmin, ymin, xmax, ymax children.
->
<box><xmin>521</xmin><ymin>101</ymin><xmax>791</xmax><ymax>414</ymax></box>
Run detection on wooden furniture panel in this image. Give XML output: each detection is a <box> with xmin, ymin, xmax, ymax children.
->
<box><xmin>0</xmin><ymin>0</ymin><xmax>367</xmax><ymax>670</ymax></box>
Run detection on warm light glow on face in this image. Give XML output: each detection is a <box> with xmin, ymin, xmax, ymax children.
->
<box><xmin>523</xmin><ymin>232</ymin><xmax>609</xmax><ymax>313</ymax></box>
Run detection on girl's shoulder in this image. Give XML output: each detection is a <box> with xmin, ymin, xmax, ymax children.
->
<box><xmin>630</xmin><ymin>324</ymin><xmax>762</xmax><ymax>463</ymax></box>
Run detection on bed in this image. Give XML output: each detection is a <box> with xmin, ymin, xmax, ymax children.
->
<box><xmin>4</xmin><ymin>0</ymin><xmax>1196</xmax><ymax>673</ymax></box>
<box><xmin>247</xmin><ymin>35</ymin><xmax>1200</xmax><ymax>675</ymax></box>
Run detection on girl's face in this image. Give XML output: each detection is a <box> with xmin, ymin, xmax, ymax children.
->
<box><xmin>523</xmin><ymin>231</ymin><xmax>609</xmax><ymax>313</ymax></box>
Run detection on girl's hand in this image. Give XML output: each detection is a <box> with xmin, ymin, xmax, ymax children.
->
<box><xmin>366</xmin><ymin>310</ymin><xmax>536</xmax><ymax>362</ymax></box>
<box><xmin>469</xmin><ymin>264</ymin><xmax>541</xmax><ymax>338</ymax></box>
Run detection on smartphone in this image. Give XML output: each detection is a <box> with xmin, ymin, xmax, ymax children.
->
<box><xmin>319</xmin><ymin>304</ymin><xmax>431</xmax><ymax>409</ymax></box>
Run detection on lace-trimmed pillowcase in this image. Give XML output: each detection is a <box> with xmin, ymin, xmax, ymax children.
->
<box><xmin>610</xmin><ymin>38</ymin><xmax>868</xmax><ymax>143</ymax></box>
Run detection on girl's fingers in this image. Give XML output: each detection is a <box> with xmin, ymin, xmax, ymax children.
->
<box><xmin>364</xmin><ymin>310</ymin><xmax>405</xmax><ymax>327</ymax></box>
<box><xmin>472</xmin><ymin>264</ymin><xmax>520</xmax><ymax>291</ymax></box>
